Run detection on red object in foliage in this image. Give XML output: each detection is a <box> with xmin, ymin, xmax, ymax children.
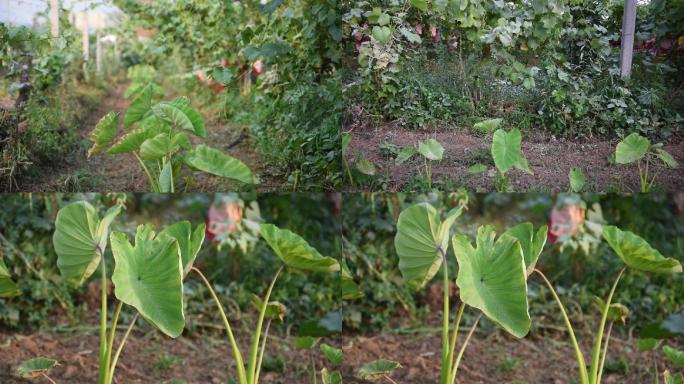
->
<box><xmin>252</xmin><ymin>60</ymin><xmax>264</xmax><ymax>77</ymax></box>
<box><xmin>547</xmin><ymin>202</ymin><xmax>585</xmax><ymax>244</ymax></box>
<box><xmin>430</xmin><ymin>25</ymin><xmax>439</xmax><ymax>43</ymax></box>
<box><xmin>206</xmin><ymin>201</ymin><xmax>243</xmax><ymax>242</ymax></box>
<box><xmin>415</xmin><ymin>23</ymin><xmax>423</xmax><ymax>36</ymax></box>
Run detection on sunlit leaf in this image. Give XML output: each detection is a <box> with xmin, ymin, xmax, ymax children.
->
<box><xmin>184</xmin><ymin>144</ymin><xmax>256</xmax><ymax>184</ymax></box>
<box><xmin>492</xmin><ymin>128</ymin><xmax>532</xmax><ymax>174</ymax></box>
<box><xmin>260</xmin><ymin>223</ymin><xmax>340</xmax><ymax>272</ymax></box>
<box><xmin>655</xmin><ymin>148</ymin><xmax>679</xmax><ymax>168</ymax></box>
<box><xmin>320</xmin><ymin>343</ymin><xmax>343</xmax><ymax>365</ymax></box>
<box><xmin>615</xmin><ymin>133</ymin><xmax>650</xmax><ymax>164</ymax></box>
<box><xmin>569</xmin><ymin>167</ymin><xmax>586</xmax><ymax>192</ymax></box>
<box><xmin>88</xmin><ymin>112</ymin><xmax>118</xmax><ymax>157</ymax></box>
<box><xmin>152</xmin><ymin>98</ymin><xmax>206</xmax><ymax>138</ymax></box>
<box><xmin>124</xmin><ymin>83</ymin><xmax>154</xmax><ymax>128</ymax></box>
<box><xmin>502</xmin><ymin>223</ymin><xmax>547</xmax><ymax>276</ymax></box>
<box><xmin>356</xmin><ymin>157</ymin><xmax>377</xmax><ymax>176</ymax></box>
<box><xmin>321</xmin><ymin>368</ymin><xmax>342</xmax><ymax>384</ymax></box>
<box><xmin>473</xmin><ymin>118</ymin><xmax>503</xmax><ymax>133</ymax></box>
<box><xmin>663</xmin><ymin>345</ymin><xmax>684</xmax><ymax>367</ymax></box>
<box><xmin>357</xmin><ymin>359</ymin><xmax>401</xmax><ymax>380</ymax></box>
<box><xmin>158</xmin><ymin>221</ymin><xmax>205</xmax><ymax>276</ymax></box>
<box><xmin>417</xmin><ymin>138</ymin><xmax>444</xmax><ymax>161</ymax></box>
<box><xmin>603</xmin><ymin>225</ymin><xmax>682</xmax><ymax>273</ymax></box>
<box><xmin>15</xmin><ymin>357</ymin><xmax>59</xmax><ymax>378</ymax></box>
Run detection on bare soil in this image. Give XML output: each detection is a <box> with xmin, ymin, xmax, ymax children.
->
<box><xmin>345</xmin><ymin>122</ymin><xmax>684</xmax><ymax>192</ymax></box>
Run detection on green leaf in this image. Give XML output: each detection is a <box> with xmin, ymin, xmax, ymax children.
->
<box><xmin>341</xmin><ymin>260</ymin><xmax>364</xmax><ymax>300</ymax></box>
<box><xmin>321</xmin><ymin>368</ymin><xmax>342</xmax><ymax>384</ymax></box>
<box><xmin>158</xmin><ymin>221</ymin><xmax>205</xmax><ymax>277</ymax></box>
<box><xmin>53</xmin><ymin>202</ymin><xmax>122</xmax><ymax>286</ymax></box>
<box><xmin>663</xmin><ymin>345</ymin><xmax>684</xmax><ymax>367</ymax></box>
<box><xmin>109</xmin><ymin>116</ymin><xmax>170</xmax><ymax>154</ymax></box>
<box><xmin>664</xmin><ymin>370</ymin><xmax>684</xmax><ymax>384</ymax></box>
<box><xmin>88</xmin><ymin>112</ymin><xmax>118</xmax><ymax>157</ymax></box>
<box><xmin>140</xmin><ymin>133</ymin><xmax>178</xmax><ymax>161</ymax></box>
<box><xmin>417</xmin><ymin>138</ymin><xmax>444</xmax><ymax>161</ymax></box>
<box><xmin>172</xmin><ymin>132</ymin><xmax>192</xmax><ymax>150</ymax></box>
<box><xmin>152</xmin><ymin>98</ymin><xmax>206</xmax><ymax>138</ymax></box>
<box><xmin>124</xmin><ymin>83</ymin><xmax>154</xmax><ymax>128</ymax></box>
<box><xmin>252</xmin><ymin>296</ymin><xmax>288</xmax><ymax>322</ymax></box>
<box><xmin>453</xmin><ymin>226</ymin><xmax>531</xmax><ymax>338</ymax></box>
<box><xmin>372</xmin><ymin>26</ymin><xmax>391</xmax><ymax>43</ymax></box>
<box><xmin>320</xmin><ymin>343</ymin><xmax>343</xmax><ymax>365</ymax></box>
<box><xmin>356</xmin><ymin>157</ymin><xmax>377</xmax><ymax>176</ymax></box>
<box><xmin>602</xmin><ymin>225</ymin><xmax>682</xmax><ymax>273</ymax></box>
<box><xmin>468</xmin><ymin>163</ymin><xmax>487</xmax><ymax>174</ymax></box>
<box><xmin>295</xmin><ymin>336</ymin><xmax>317</xmax><ymax>350</ymax></box>
<box><xmin>615</xmin><ymin>133</ymin><xmax>650</xmax><ymax>164</ymax></box>
<box><xmin>15</xmin><ymin>357</ymin><xmax>59</xmax><ymax>378</ymax></box>
<box><xmin>342</xmin><ymin>133</ymin><xmax>351</xmax><ymax>155</ymax></box>
<box><xmin>502</xmin><ymin>223</ymin><xmax>547</xmax><ymax>276</ymax></box>
<box><xmin>569</xmin><ymin>167</ymin><xmax>586</xmax><ymax>192</ymax></box>
<box><xmin>260</xmin><ymin>223</ymin><xmax>340</xmax><ymax>272</ymax></box>
<box><xmin>394</xmin><ymin>203</ymin><xmax>462</xmax><ymax>288</ymax></box>
<box><xmin>473</xmin><ymin>118</ymin><xmax>503</xmax><ymax>133</ymax></box>
<box><xmin>636</xmin><ymin>338</ymin><xmax>658</xmax><ymax>351</ymax></box>
<box><xmin>395</xmin><ymin>146</ymin><xmax>417</xmax><ymax>165</ymax></box>
<box><xmin>184</xmin><ymin>144</ymin><xmax>256</xmax><ymax>184</ymax></box>
<box><xmin>357</xmin><ymin>359</ymin><xmax>401</xmax><ymax>380</ymax></box>
<box><xmin>111</xmin><ymin>225</ymin><xmax>185</xmax><ymax>338</ymax></box>
<box><xmin>0</xmin><ymin>259</ymin><xmax>20</xmax><ymax>297</ymax></box>
<box><xmin>655</xmin><ymin>148</ymin><xmax>679</xmax><ymax>168</ymax></box>
<box><xmin>492</xmin><ymin>128</ymin><xmax>532</xmax><ymax>174</ymax></box>
<box><xmin>593</xmin><ymin>297</ymin><xmax>630</xmax><ymax>325</ymax></box>
<box><xmin>411</xmin><ymin>0</ymin><xmax>428</xmax><ymax>11</ymax></box>
<box><xmin>159</xmin><ymin>161</ymin><xmax>173</xmax><ymax>192</ymax></box>
<box><xmin>377</xmin><ymin>13</ymin><xmax>390</xmax><ymax>26</ymax></box>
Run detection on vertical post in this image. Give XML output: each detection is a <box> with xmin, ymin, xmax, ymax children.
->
<box><xmin>50</xmin><ymin>0</ymin><xmax>59</xmax><ymax>38</ymax></box>
<box><xmin>82</xmin><ymin>13</ymin><xmax>90</xmax><ymax>61</ymax></box>
<box><xmin>619</xmin><ymin>0</ymin><xmax>637</xmax><ymax>79</ymax></box>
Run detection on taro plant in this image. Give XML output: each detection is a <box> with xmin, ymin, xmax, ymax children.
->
<box><xmin>532</xmin><ymin>224</ymin><xmax>682</xmax><ymax>384</ymax></box>
<box><xmin>394</xmin><ymin>203</ymin><xmax>542</xmax><ymax>383</ymax></box>
<box><xmin>15</xmin><ymin>357</ymin><xmax>59</xmax><ymax>383</ymax></box>
<box><xmin>392</xmin><ymin>138</ymin><xmax>445</xmax><ymax>189</ymax></box>
<box><xmin>491</xmin><ymin>128</ymin><xmax>533</xmax><ymax>191</ymax></box>
<box><xmin>124</xmin><ymin>64</ymin><xmax>164</xmax><ymax>99</ymax></box>
<box><xmin>614</xmin><ymin>132</ymin><xmax>679</xmax><ymax>192</ymax></box>
<box><xmin>294</xmin><ymin>335</ymin><xmax>343</xmax><ymax>384</ymax></box>
<box><xmin>637</xmin><ymin>309</ymin><xmax>684</xmax><ymax>382</ymax></box>
<box><xmin>569</xmin><ymin>167</ymin><xmax>586</xmax><ymax>192</ymax></box>
<box><xmin>357</xmin><ymin>359</ymin><xmax>401</xmax><ymax>383</ymax></box>
<box><xmin>88</xmin><ymin>84</ymin><xmax>256</xmax><ymax>192</ymax></box>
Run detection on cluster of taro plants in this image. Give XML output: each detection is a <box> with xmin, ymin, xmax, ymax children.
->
<box><xmin>614</xmin><ymin>132</ymin><xmax>679</xmax><ymax>192</ymax></box>
<box><xmin>51</xmin><ymin>199</ymin><xmax>339</xmax><ymax>384</ymax></box>
<box><xmin>389</xmin><ymin>201</ymin><xmax>682</xmax><ymax>384</ymax></box>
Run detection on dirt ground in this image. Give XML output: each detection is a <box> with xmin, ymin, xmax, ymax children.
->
<box><xmin>15</xmin><ymin>82</ymin><xmax>284</xmax><ymax>192</ymax></box>
<box><xmin>344</xmin><ymin>122</ymin><xmax>684</xmax><ymax>192</ymax></box>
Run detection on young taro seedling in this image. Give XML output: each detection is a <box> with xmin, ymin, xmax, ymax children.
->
<box><xmin>15</xmin><ymin>357</ymin><xmax>59</xmax><ymax>384</ymax></box>
<box><xmin>294</xmin><ymin>335</ymin><xmax>343</xmax><ymax>384</ymax></box>
<box><xmin>87</xmin><ymin>84</ymin><xmax>256</xmax><ymax>192</ymax></box>
<box><xmin>532</xmin><ymin>225</ymin><xmax>682</xmax><ymax>384</ymax></box>
<box><xmin>393</xmin><ymin>139</ymin><xmax>445</xmax><ymax>189</ymax></box>
<box><xmin>357</xmin><ymin>359</ymin><xmax>402</xmax><ymax>383</ymax></box>
<box><xmin>394</xmin><ymin>203</ymin><xmax>543</xmax><ymax>384</ymax></box>
<box><xmin>636</xmin><ymin>309</ymin><xmax>684</xmax><ymax>382</ymax></box>
<box><xmin>491</xmin><ymin>128</ymin><xmax>533</xmax><ymax>191</ymax></box>
<box><xmin>614</xmin><ymin>132</ymin><xmax>679</xmax><ymax>192</ymax></box>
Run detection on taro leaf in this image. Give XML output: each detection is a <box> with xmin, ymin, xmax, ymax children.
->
<box><xmin>417</xmin><ymin>138</ymin><xmax>444</xmax><ymax>161</ymax></box>
<box><xmin>636</xmin><ymin>338</ymin><xmax>658</xmax><ymax>351</ymax></box>
<box><xmin>569</xmin><ymin>167</ymin><xmax>586</xmax><ymax>192</ymax></box>
<box><xmin>111</xmin><ymin>225</ymin><xmax>185</xmax><ymax>337</ymax></box>
<box><xmin>184</xmin><ymin>144</ymin><xmax>255</xmax><ymax>184</ymax></box>
<box><xmin>356</xmin><ymin>157</ymin><xmax>377</xmax><ymax>176</ymax></box>
<box><xmin>341</xmin><ymin>260</ymin><xmax>364</xmax><ymax>300</ymax></box>
<box><xmin>473</xmin><ymin>118</ymin><xmax>503</xmax><ymax>133</ymax></box>
<box><xmin>295</xmin><ymin>336</ymin><xmax>317</xmax><ymax>350</ymax></box>
<box><xmin>372</xmin><ymin>26</ymin><xmax>391</xmax><ymax>43</ymax></box>
<box><xmin>663</xmin><ymin>345</ymin><xmax>684</xmax><ymax>367</ymax></box>
<box><xmin>172</xmin><ymin>132</ymin><xmax>192</xmax><ymax>150</ymax></box>
<box><xmin>320</xmin><ymin>343</ymin><xmax>343</xmax><ymax>365</ymax></box>
<box><xmin>321</xmin><ymin>368</ymin><xmax>342</xmax><ymax>384</ymax></box>
<box><xmin>54</xmin><ymin>202</ymin><xmax>122</xmax><ymax>286</ymax></box>
<box><xmin>452</xmin><ymin>226</ymin><xmax>531</xmax><ymax>338</ymax></box>
<box><xmin>357</xmin><ymin>359</ymin><xmax>401</xmax><ymax>380</ymax></box>
<box><xmin>593</xmin><ymin>297</ymin><xmax>630</xmax><ymax>325</ymax></box>
<box><xmin>252</xmin><ymin>296</ymin><xmax>287</xmax><ymax>322</ymax></box>
<box><xmin>260</xmin><ymin>223</ymin><xmax>340</xmax><ymax>272</ymax></box>
<box><xmin>468</xmin><ymin>163</ymin><xmax>487</xmax><ymax>174</ymax></box>
<box><xmin>158</xmin><ymin>161</ymin><xmax>173</xmax><ymax>192</ymax></box>
<box><xmin>411</xmin><ymin>0</ymin><xmax>428</xmax><ymax>11</ymax></box>
<box><xmin>395</xmin><ymin>146</ymin><xmax>417</xmax><ymax>165</ymax></box>
<box><xmin>109</xmin><ymin>116</ymin><xmax>170</xmax><ymax>154</ymax></box>
<box><xmin>15</xmin><ymin>357</ymin><xmax>59</xmax><ymax>378</ymax></box>
<box><xmin>615</xmin><ymin>133</ymin><xmax>650</xmax><ymax>164</ymax></box>
<box><xmin>88</xmin><ymin>112</ymin><xmax>118</xmax><ymax>157</ymax></box>
<box><xmin>492</xmin><ymin>128</ymin><xmax>532</xmax><ymax>174</ymax></box>
<box><xmin>655</xmin><ymin>148</ymin><xmax>679</xmax><ymax>168</ymax></box>
<box><xmin>158</xmin><ymin>221</ymin><xmax>205</xmax><ymax>277</ymax></box>
<box><xmin>140</xmin><ymin>133</ymin><xmax>178</xmax><ymax>161</ymax></box>
<box><xmin>124</xmin><ymin>83</ymin><xmax>154</xmax><ymax>128</ymax></box>
<box><xmin>0</xmin><ymin>259</ymin><xmax>21</xmax><ymax>297</ymax></box>
<box><xmin>665</xmin><ymin>370</ymin><xmax>684</xmax><ymax>384</ymax></box>
<box><xmin>502</xmin><ymin>223</ymin><xmax>548</xmax><ymax>276</ymax></box>
<box><xmin>151</xmin><ymin>98</ymin><xmax>206</xmax><ymax>137</ymax></box>
<box><xmin>394</xmin><ymin>203</ymin><xmax>463</xmax><ymax>288</ymax></box>
<box><xmin>603</xmin><ymin>225</ymin><xmax>682</xmax><ymax>273</ymax></box>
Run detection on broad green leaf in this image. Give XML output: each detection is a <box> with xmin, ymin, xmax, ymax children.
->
<box><xmin>411</xmin><ymin>0</ymin><xmax>428</xmax><ymax>11</ymax></box>
<box><xmin>15</xmin><ymin>357</ymin><xmax>59</xmax><ymax>378</ymax></box>
<box><xmin>158</xmin><ymin>221</ymin><xmax>205</xmax><ymax>277</ymax></box>
<box><xmin>377</xmin><ymin>13</ymin><xmax>390</xmax><ymax>26</ymax></box>
<box><xmin>473</xmin><ymin>118</ymin><xmax>503</xmax><ymax>133</ymax></box>
<box><xmin>395</xmin><ymin>146</ymin><xmax>417</xmax><ymax>165</ymax></box>
<box><xmin>357</xmin><ymin>359</ymin><xmax>401</xmax><ymax>380</ymax></box>
<box><xmin>663</xmin><ymin>345</ymin><xmax>684</xmax><ymax>367</ymax></box>
<box><xmin>252</xmin><ymin>296</ymin><xmax>288</xmax><ymax>322</ymax></box>
<box><xmin>603</xmin><ymin>225</ymin><xmax>682</xmax><ymax>273</ymax></box>
<box><xmin>502</xmin><ymin>223</ymin><xmax>548</xmax><ymax>276</ymax></box>
<box><xmin>88</xmin><ymin>112</ymin><xmax>118</xmax><ymax>157</ymax></box>
<box><xmin>615</xmin><ymin>133</ymin><xmax>650</xmax><ymax>164</ymax></box>
<box><xmin>184</xmin><ymin>144</ymin><xmax>256</xmax><ymax>184</ymax></box>
<box><xmin>0</xmin><ymin>259</ymin><xmax>21</xmax><ymax>297</ymax></box>
<box><xmin>260</xmin><ymin>223</ymin><xmax>340</xmax><ymax>272</ymax></box>
<box><xmin>593</xmin><ymin>297</ymin><xmax>630</xmax><ymax>325</ymax></box>
<box><xmin>372</xmin><ymin>26</ymin><xmax>391</xmax><ymax>43</ymax></box>
<box><xmin>124</xmin><ymin>83</ymin><xmax>154</xmax><ymax>128</ymax></box>
<box><xmin>108</xmin><ymin>116</ymin><xmax>170</xmax><ymax>154</ymax></box>
<box><xmin>159</xmin><ymin>161</ymin><xmax>173</xmax><ymax>192</ymax></box>
<box><xmin>151</xmin><ymin>99</ymin><xmax>206</xmax><ymax>138</ymax></box>
<box><xmin>356</xmin><ymin>157</ymin><xmax>377</xmax><ymax>176</ymax></box>
<box><xmin>492</xmin><ymin>128</ymin><xmax>532</xmax><ymax>174</ymax></box>
<box><xmin>655</xmin><ymin>148</ymin><xmax>679</xmax><ymax>168</ymax></box>
<box><xmin>636</xmin><ymin>338</ymin><xmax>658</xmax><ymax>351</ymax></box>
<box><xmin>665</xmin><ymin>370</ymin><xmax>684</xmax><ymax>384</ymax></box>
<box><xmin>321</xmin><ymin>368</ymin><xmax>342</xmax><ymax>384</ymax></box>
<box><xmin>468</xmin><ymin>163</ymin><xmax>487</xmax><ymax>174</ymax></box>
<box><xmin>140</xmin><ymin>134</ymin><xmax>178</xmax><ymax>161</ymax></box>
<box><xmin>452</xmin><ymin>226</ymin><xmax>531</xmax><ymax>338</ymax></box>
<box><xmin>53</xmin><ymin>202</ymin><xmax>122</xmax><ymax>286</ymax></box>
<box><xmin>320</xmin><ymin>343</ymin><xmax>343</xmax><ymax>365</ymax></box>
<box><xmin>295</xmin><ymin>336</ymin><xmax>317</xmax><ymax>350</ymax></box>
<box><xmin>569</xmin><ymin>167</ymin><xmax>585</xmax><ymax>192</ymax></box>
<box><xmin>417</xmin><ymin>138</ymin><xmax>444</xmax><ymax>161</ymax></box>
<box><xmin>394</xmin><ymin>203</ymin><xmax>462</xmax><ymax>288</ymax></box>
<box><xmin>172</xmin><ymin>132</ymin><xmax>192</xmax><ymax>150</ymax></box>
<box><xmin>111</xmin><ymin>225</ymin><xmax>185</xmax><ymax>338</ymax></box>
<box><xmin>341</xmin><ymin>260</ymin><xmax>364</xmax><ymax>300</ymax></box>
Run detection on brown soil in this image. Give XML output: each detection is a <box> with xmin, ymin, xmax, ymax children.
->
<box><xmin>345</xmin><ymin>122</ymin><xmax>684</xmax><ymax>192</ymax></box>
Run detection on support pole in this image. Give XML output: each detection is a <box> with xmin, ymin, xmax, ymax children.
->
<box><xmin>96</xmin><ymin>30</ymin><xmax>102</xmax><ymax>73</ymax></box>
<box><xmin>50</xmin><ymin>0</ymin><xmax>59</xmax><ymax>38</ymax></box>
<box><xmin>619</xmin><ymin>0</ymin><xmax>637</xmax><ymax>79</ymax></box>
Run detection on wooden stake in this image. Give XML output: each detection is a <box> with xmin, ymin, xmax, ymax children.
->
<box><xmin>619</xmin><ymin>0</ymin><xmax>637</xmax><ymax>79</ymax></box>
<box><xmin>50</xmin><ymin>0</ymin><xmax>59</xmax><ymax>37</ymax></box>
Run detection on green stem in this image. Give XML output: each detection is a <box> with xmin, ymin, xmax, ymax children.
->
<box><xmin>383</xmin><ymin>374</ymin><xmax>399</xmax><ymax>384</ymax></box>
<box><xmin>597</xmin><ymin>321</ymin><xmax>613</xmax><ymax>384</ymax></box>
<box><xmin>247</xmin><ymin>265</ymin><xmax>284</xmax><ymax>384</ymax></box>
<box><xmin>134</xmin><ymin>152</ymin><xmax>158</xmax><ymax>192</ymax></box>
<box><xmin>439</xmin><ymin>252</ymin><xmax>450</xmax><ymax>384</ymax></box>
<box><xmin>192</xmin><ymin>267</ymin><xmax>248</xmax><ymax>384</ymax></box>
<box><xmin>104</xmin><ymin>301</ymin><xmax>123</xmax><ymax>384</ymax></box>
<box><xmin>534</xmin><ymin>269</ymin><xmax>589</xmax><ymax>383</ymax></box>
<box><xmin>253</xmin><ymin>320</ymin><xmax>271</xmax><ymax>384</ymax></box>
<box><xmin>449</xmin><ymin>313</ymin><xmax>482</xmax><ymax>384</ymax></box>
<box><xmin>446</xmin><ymin>302</ymin><xmax>465</xmax><ymax>384</ymax></box>
<box><xmin>108</xmin><ymin>312</ymin><xmax>139</xmax><ymax>382</ymax></box>
<box><xmin>97</xmin><ymin>255</ymin><xmax>107</xmax><ymax>384</ymax></box>
<box><xmin>344</xmin><ymin>159</ymin><xmax>354</xmax><ymax>187</ymax></box>
<box><xmin>589</xmin><ymin>266</ymin><xmax>626</xmax><ymax>384</ymax></box>
<box><xmin>41</xmin><ymin>373</ymin><xmax>57</xmax><ymax>384</ymax></box>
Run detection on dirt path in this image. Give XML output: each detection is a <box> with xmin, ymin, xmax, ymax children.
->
<box><xmin>345</xmin><ymin>123</ymin><xmax>684</xmax><ymax>192</ymax></box>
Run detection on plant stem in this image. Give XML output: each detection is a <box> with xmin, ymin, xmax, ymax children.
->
<box><xmin>134</xmin><ymin>152</ymin><xmax>158</xmax><ymax>192</ymax></box>
<box><xmin>446</xmin><ymin>302</ymin><xmax>465</xmax><ymax>383</ymax></box>
<box><xmin>108</xmin><ymin>312</ymin><xmax>139</xmax><ymax>382</ymax></box>
<box><xmin>97</xmin><ymin>255</ymin><xmax>107</xmax><ymax>384</ymax></box>
<box><xmin>449</xmin><ymin>312</ymin><xmax>482</xmax><ymax>383</ymax></box>
<box><xmin>534</xmin><ymin>268</ymin><xmax>589</xmax><ymax>383</ymax></box>
<box><xmin>383</xmin><ymin>374</ymin><xmax>399</xmax><ymax>384</ymax></box>
<box><xmin>589</xmin><ymin>266</ymin><xmax>627</xmax><ymax>384</ymax></box>
<box><xmin>439</xmin><ymin>252</ymin><xmax>450</xmax><ymax>384</ymax></box>
<box><xmin>41</xmin><ymin>373</ymin><xmax>57</xmax><ymax>384</ymax></box>
<box><xmin>596</xmin><ymin>321</ymin><xmax>614</xmax><ymax>384</ymax></box>
<box><xmin>247</xmin><ymin>265</ymin><xmax>285</xmax><ymax>384</ymax></box>
<box><xmin>192</xmin><ymin>267</ymin><xmax>248</xmax><ymax>384</ymax></box>
<box><xmin>104</xmin><ymin>301</ymin><xmax>123</xmax><ymax>384</ymax></box>
<box><xmin>253</xmin><ymin>320</ymin><xmax>271</xmax><ymax>384</ymax></box>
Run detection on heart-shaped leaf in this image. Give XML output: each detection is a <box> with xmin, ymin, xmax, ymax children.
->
<box><xmin>53</xmin><ymin>202</ymin><xmax>122</xmax><ymax>286</ymax></box>
<box><xmin>492</xmin><ymin>128</ymin><xmax>532</xmax><ymax>174</ymax></box>
<box><xmin>320</xmin><ymin>343</ymin><xmax>343</xmax><ymax>365</ymax></box>
<box><xmin>321</xmin><ymin>368</ymin><xmax>342</xmax><ymax>384</ymax></box>
<box><xmin>260</xmin><ymin>223</ymin><xmax>340</xmax><ymax>272</ymax></box>
<box><xmin>356</xmin><ymin>157</ymin><xmax>377</xmax><ymax>176</ymax></box>
<box><xmin>473</xmin><ymin>118</ymin><xmax>503</xmax><ymax>133</ymax></box>
<box><xmin>468</xmin><ymin>163</ymin><xmax>487</xmax><ymax>174</ymax></box>
<box><xmin>372</xmin><ymin>26</ymin><xmax>391</xmax><ymax>43</ymax></box>
<box><xmin>395</xmin><ymin>146</ymin><xmax>417</xmax><ymax>165</ymax></box>
<box><xmin>615</xmin><ymin>133</ymin><xmax>650</xmax><ymax>164</ymax></box>
<box><xmin>603</xmin><ymin>225</ymin><xmax>682</xmax><ymax>273</ymax></box>
<box><xmin>295</xmin><ymin>336</ymin><xmax>317</xmax><ymax>350</ymax></box>
<box><xmin>111</xmin><ymin>225</ymin><xmax>185</xmax><ymax>337</ymax></box>
<box><xmin>151</xmin><ymin>98</ymin><xmax>206</xmax><ymax>137</ymax></box>
<box><xmin>109</xmin><ymin>116</ymin><xmax>170</xmax><ymax>154</ymax></box>
<box><xmin>452</xmin><ymin>226</ymin><xmax>531</xmax><ymax>338</ymax></box>
<box><xmin>158</xmin><ymin>221</ymin><xmax>206</xmax><ymax>277</ymax></box>
<box><xmin>184</xmin><ymin>144</ymin><xmax>256</xmax><ymax>184</ymax></box>
<box><xmin>502</xmin><ymin>223</ymin><xmax>547</xmax><ymax>276</ymax></box>
<box><xmin>15</xmin><ymin>357</ymin><xmax>59</xmax><ymax>378</ymax></box>
<box><xmin>664</xmin><ymin>345</ymin><xmax>684</xmax><ymax>367</ymax></box>
<box><xmin>569</xmin><ymin>167</ymin><xmax>585</xmax><ymax>192</ymax></box>
<box><xmin>88</xmin><ymin>112</ymin><xmax>118</xmax><ymax>157</ymax></box>
<box><xmin>357</xmin><ymin>359</ymin><xmax>401</xmax><ymax>380</ymax></box>
<box><xmin>0</xmin><ymin>259</ymin><xmax>21</xmax><ymax>297</ymax></box>
<box><xmin>124</xmin><ymin>83</ymin><xmax>154</xmax><ymax>128</ymax></box>
<box><xmin>417</xmin><ymin>138</ymin><xmax>444</xmax><ymax>161</ymax></box>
